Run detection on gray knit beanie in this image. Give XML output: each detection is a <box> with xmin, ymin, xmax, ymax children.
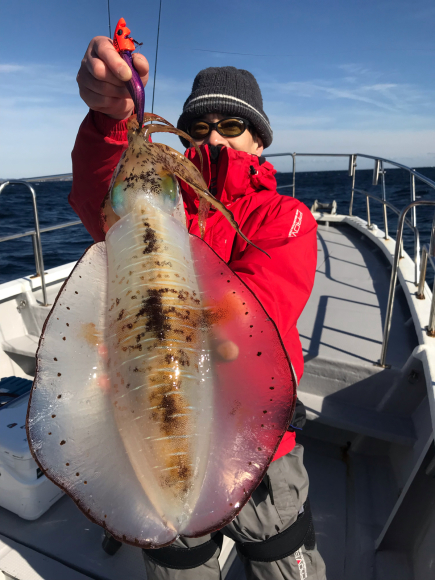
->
<box><xmin>177</xmin><ymin>66</ymin><xmax>273</xmax><ymax>150</ymax></box>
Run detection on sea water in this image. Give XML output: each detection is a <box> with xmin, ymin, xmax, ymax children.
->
<box><xmin>1</xmin><ymin>168</ymin><xmax>434</xmax><ymax>285</ymax></box>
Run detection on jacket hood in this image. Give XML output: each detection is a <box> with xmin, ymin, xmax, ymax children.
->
<box><xmin>181</xmin><ymin>144</ymin><xmax>277</xmax><ymax>212</ymax></box>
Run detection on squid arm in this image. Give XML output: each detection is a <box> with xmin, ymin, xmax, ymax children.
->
<box><xmin>143</xmin><ymin>123</ymin><xmax>270</xmax><ymax>257</ymax></box>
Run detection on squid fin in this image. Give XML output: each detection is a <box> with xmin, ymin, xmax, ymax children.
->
<box><xmin>26</xmin><ymin>242</ymin><xmax>177</xmax><ymax>548</ymax></box>
<box><xmin>27</xmin><ymin>233</ymin><xmax>295</xmax><ymax>543</ymax></box>
<box><xmin>179</xmin><ymin>234</ymin><xmax>295</xmax><ymax>536</ymax></box>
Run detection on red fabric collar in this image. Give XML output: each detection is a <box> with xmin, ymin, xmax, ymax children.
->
<box><xmin>181</xmin><ymin>145</ymin><xmax>277</xmax><ymax>213</ymax></box>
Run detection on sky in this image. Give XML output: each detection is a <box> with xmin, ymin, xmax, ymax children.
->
<box><xmin>2</xmin><ymin>0</ymin><xmax>435</xmax><ymax>177</ymax></box>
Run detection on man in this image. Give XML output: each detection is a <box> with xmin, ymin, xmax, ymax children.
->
<box><xmin>71</xmin><ymin>36</ymin><xmax>326</xmax><ymax>580</ymax></box>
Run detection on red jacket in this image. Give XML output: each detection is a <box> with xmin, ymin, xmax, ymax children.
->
<box><xmin>69</xmin><ymin>111</ymin><xmax>318</xmax><ymax>460</ymax></box>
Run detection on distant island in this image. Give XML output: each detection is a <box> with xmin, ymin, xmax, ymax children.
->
<box><xmin>0</xmin><ymin>173</ymin><xmax>73</xmax><ymax>183</ymax></box>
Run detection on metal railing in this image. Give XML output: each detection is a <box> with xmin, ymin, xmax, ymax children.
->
<box><xmin>2</xmin><ymin>158</ymin><xmax>435</xmax><ymax>365</ymax></box>
<box><xmin>380</xmin><ymin>202</ymin><xmax>435</xmax><ymax>366</ymax></box>
<box><xmin>416</xmin><ymin>215</ymin><xmax>435</xmax><ymax>337</ymax></box>
<box><xmin>0</xmin><ymin>181</ymin><xmax>81</xmax><ymax>306</ymax></box>
<box><xmin>265</xmin><ymin>152</ymin><xmax>435</xmax><ymax>366</ymax></box>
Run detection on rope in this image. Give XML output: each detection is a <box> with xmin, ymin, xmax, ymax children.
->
<box><xmin>151</xmin><ymin>0</ymin><xmax>163</xmax><ymax>114</ymax></box>
<box><xmin>107</xmin><ymin>0</ymin><xmax>112</xmax><ymax>38</ymax></box>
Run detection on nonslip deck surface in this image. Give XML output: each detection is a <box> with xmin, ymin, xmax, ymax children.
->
<box><xmin>0</xmin><ymin>435</ymin><xmax>349</xmax><ymax>580</ymax></box>
<box><xmin>298</xmin><ymin>223</ymin><xmax>417</xmax><ymax>370</ymax></box>
<box><xmin>0</xmin><ymin>222</ymin><xmax>421</xmax><ymax>579</ymax></box>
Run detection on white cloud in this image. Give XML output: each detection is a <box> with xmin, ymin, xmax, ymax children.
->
<box><xmin>262</xmin><ymin>61</ymin><xmax>435</xmax><ymax>123</ymax></box>
<box><xmin>1</xmin><ymin>63</ymin><xmax>78</xmax><ymax>110</ymax></box>
<box><xmin>0</xmin><ymin>64</ymin><xmax>25</xmax><ymax>73</ymax></box>
<box><xmin>1</xmin><ymin>62</ymin><xmax>434</xmax><ymax>178</ymax></box>
<box><xmin>0</xmin><ymin>69</ymin><xmax>190</xmax><ymax>178</ymax></box>
<box><xmin>263</xmin><ymin>78</ymin><xmax>430</xmax><ymax>114</ymax></box>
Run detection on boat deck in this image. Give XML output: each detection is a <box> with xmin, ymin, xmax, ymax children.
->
<box><xmin>0</xmin><ymin>222</ymin><xmax>429</xmax><ymax>580</ymax></box>
<box><xmin>299</xmin><ymin>222</ymin><xmax>417</xmax><ymax>369</ymax></box>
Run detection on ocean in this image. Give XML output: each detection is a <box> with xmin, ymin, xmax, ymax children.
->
<box><xmin>1</xmin><ymin>167</ymin><xmax>434</xmax><ymax>286</ymax></box>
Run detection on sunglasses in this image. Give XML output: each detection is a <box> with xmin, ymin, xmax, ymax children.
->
<box><xmin>188</xmin><ymin>117</ymin><xmax>252</xmax><ymax>140</ymax></box>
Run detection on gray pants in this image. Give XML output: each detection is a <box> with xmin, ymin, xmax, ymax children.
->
<box><xmin>143</xmin><ymin>444</ymin><xmax>326</xmax><ymax>580</ymax></box>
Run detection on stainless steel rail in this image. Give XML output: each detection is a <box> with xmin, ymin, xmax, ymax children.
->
<box><xmin>0</xmin><ymin>220</ymin><xmax>82</xmax><ymax>243</ymax></box>
<box><xmin>416</xmin><ymin>214</ymin><xmax>435</xmax><ymax>337</ymax></box>
<box><xmin>0</xmin><ymin>181</ymin><xmax>82</xmax><ymax>307</ymax></box>
<box><xmin>265</xmin><ymin>152</ymin><xmax>435</xmax><ymax>365</ymax></box>
<box><xmin>3</xmin><ymin>158</ymin><xmax>435</xmax><ymax>365</ymax></box>
<box><xmin>380</xmin><ymin>201</ymin><xmax>435</xmax><ymax>365</ymax></box>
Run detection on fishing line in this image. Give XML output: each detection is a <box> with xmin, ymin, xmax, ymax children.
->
<box><xmin>107</xmin><ymin>0</ymin><xmax>112</xmax><ymax>38</ymax></box>
<box><xmin>152</xmin><ymin>0</ymin><xmax>163</xmax><ymax>114</ymax></box>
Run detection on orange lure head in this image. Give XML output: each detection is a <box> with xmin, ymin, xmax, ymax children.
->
<box><xmin>113</xmin><ymin>17</ymin><xmax>136</xmax><ymax>52</ymax></box>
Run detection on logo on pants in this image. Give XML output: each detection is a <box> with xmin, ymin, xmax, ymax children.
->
<box><xmin>294</xmin><ymin>549</ymin><xmax>308</xmax><ymax>579</ymax></box>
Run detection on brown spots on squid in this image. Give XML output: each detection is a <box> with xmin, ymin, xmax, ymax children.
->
<box><xmin>122</xmin><ymin>343</ymin><xmax>143</xmax><ymax>353</ymax></box>
<box><xmin>164</xmin><ymin>350</ymin><xmax>190</xmax><ymax>367</ymax></box>
<box><xmin>80</xmin><ymin>322</ymin><xmax>102</xmax><ymax>346</ymax></box>
<box><xmin>178</xmin><ymin>290</ymin><xmax>189</xmax><ymax>302</ymax></box>
<box><xmin>142</xmin><ymin>224</ymin><xmax>159</xmax><ymax>254</ymax></box>
<box><xmin>134</xmin><ymin>288</ymin><xmax>180</xmax><ymax>341</ymax></box>
<box><xmin>155</xmin><ymin>260</ymin><xmax>172</xmax><ymax>268</ymax></box>
<box><xmin>200</xmin><ymin>292</ymin><xmax>244</xmax><ymax>330</ymax></box>
<box><xmin>135</xmin><ymin>332</ymin><xmax>145</xmax><ymax>344</ymax></box>
<box><xmin>148</xmin><ymin>383</ymin><xmax>193</xmax><ymax>491</ymax></box>
<box><xmin>164</xmin><ymin>305</ymin><xmax>191</xmax><ymax>322</ymax></box>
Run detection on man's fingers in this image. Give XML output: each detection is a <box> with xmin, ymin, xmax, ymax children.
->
<box><xmin>132</xmin><ymin>53</ymin><xmax>150</xmax><ymax>86</ymax></box>
<box><xmin>79</xmin><ymin>85</ymin><xmax>133</xmax><ymax>119</ymax></box>
<box><xmin>89</xmin><ymin>37</ymin><xmax>132</xmax><ymax>82</ymax></box>
<box><xmin>78</xmin><ymin>85</ymin><xmax>118</xmax><ymax>110</ymax></box>
<box><xmin>77</xmin><ymin>67</ymin><xmax>130</xmax><ymax>98</ymax></box>
<box><xmin>78</xmin><ymin>36</ymin><xmax>148</xmax><ymax>119</ymax></box>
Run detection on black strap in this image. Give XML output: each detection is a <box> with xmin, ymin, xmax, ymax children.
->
<box><xmin>143</xmin><ymin>532</ymin><xmax>223</xmax><ymax>570</ymax></box>
<box><xmin>237</xmin><ymin>500</ymin><xmax>314</xmax><ymax>563</ymax></box>
<box><xmin>288</xmin><ymin>398</ymin><xmax>307</xmax><ymax>432</ymax></box>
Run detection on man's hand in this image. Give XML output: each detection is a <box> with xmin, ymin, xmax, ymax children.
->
<box><xmin>77</xmin><ymin>36</ymin><xmax>149</xmax><ymax>120</ymax></box>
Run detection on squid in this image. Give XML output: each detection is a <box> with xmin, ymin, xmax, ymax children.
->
<box><xmin>26</xmin><ymin>19</ymin><xmax>296</xmax><ymax>549</ymax></box>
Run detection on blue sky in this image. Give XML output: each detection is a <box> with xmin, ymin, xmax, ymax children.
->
<box><xmin>2</xmin><ymin>0</ymin><xmax>435</xmax><ymax>177</ymax></box>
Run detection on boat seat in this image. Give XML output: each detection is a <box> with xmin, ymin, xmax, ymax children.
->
<box><xmin>2</xmin><ymin>335</ymin><xmax>39</xmax><ymax>358</ymax></box>
<box><xmin>299</xmin><ymin>390</ymin><xmax>417</xmax><ymax>446</ymax></box>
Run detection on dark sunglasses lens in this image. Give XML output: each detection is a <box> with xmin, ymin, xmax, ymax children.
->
<box><xmin>218</xmin><ymin>118</ymin><xmax>246</xmax><ymax>137</ymax></box>
<box><xmin>190</xmin><ymin>121</ymin><xmax>210</xmax><ymax>139</ymax></box>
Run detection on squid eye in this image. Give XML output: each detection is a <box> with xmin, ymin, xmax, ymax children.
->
<box><xmin>117</xmin><ymin>29</ymin><xmax>123</xmax><ymax>36</ymax></box>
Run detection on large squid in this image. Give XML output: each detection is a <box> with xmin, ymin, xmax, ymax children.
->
<box><xmin>26</xmin><ymin>19</ymin><xmax>296</xmax><ymax>548</ymax></box>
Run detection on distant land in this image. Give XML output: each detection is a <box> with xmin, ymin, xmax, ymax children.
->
<box><xmin>1</xmin><ymin>165</ymin><xmax>434</xmax><ymax>183</ymax></box>
<box><xmin>0</xmin><ymin>173</ymin><xmax>73</xmax><ymax>183</ymax></box>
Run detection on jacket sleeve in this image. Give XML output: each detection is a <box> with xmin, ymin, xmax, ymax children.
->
<box><xmin>229</xmin><ymin>198</ymin><xmax>317</xmax><ymax>378</ymax></box>
<box><xmin>69</xmin><ymin>110</ymin><xmax>129</xmax><ymax>242</ymax></box>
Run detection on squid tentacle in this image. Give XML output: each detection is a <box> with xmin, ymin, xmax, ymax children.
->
<box><xmin>144</xmin><ymin>124</ymin><xmax>204</xmax><ymax>175</ymax></box>
<box><xmin>125</xmin><ymin>117</ymin><xmax>270</xmax><ymax>257</ymax></box>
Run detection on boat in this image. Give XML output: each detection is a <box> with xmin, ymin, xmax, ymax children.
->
<box><xmin>0</xmin><ymin>151</ymin><xmax>434</xmax><ymax>580</ymax></box>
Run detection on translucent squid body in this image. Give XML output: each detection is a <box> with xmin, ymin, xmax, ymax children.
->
<box><xmin>26</xmin><ymin>114</ymin><xmax>296</xmax><ymax>548</ymax></box>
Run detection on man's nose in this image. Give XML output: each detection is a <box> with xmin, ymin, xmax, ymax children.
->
<box><xmin>204</xmin><ymin>129</ymin><xmax>227</xmax><ymax>146</ymax></box>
